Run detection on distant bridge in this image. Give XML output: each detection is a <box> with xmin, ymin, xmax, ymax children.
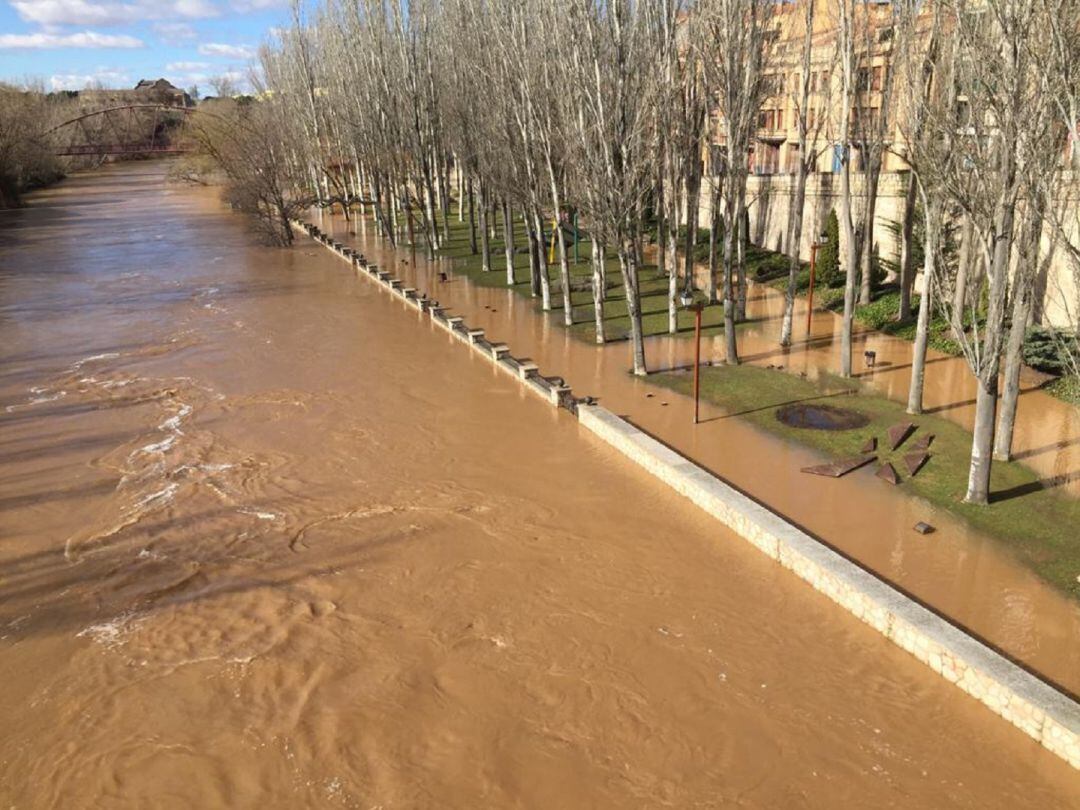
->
<box><xmin>45</xmin><ymin>103</ymin><xmax>201</xmax><ymax>157</ymax></box>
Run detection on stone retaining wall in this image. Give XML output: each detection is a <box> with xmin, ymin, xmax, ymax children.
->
<box><xmin>294</xmin><ymin>217</ymin><xmax>1080</xmax><ymax>771</ymax></box>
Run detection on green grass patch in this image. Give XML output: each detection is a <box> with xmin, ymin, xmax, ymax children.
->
<box><xmin>649</xmin><ymin>363</ymin><xmax>1080</xmax><ymax>599</ymax></box>
<box><xmin>1046</xmin><ymin>375</ymin><xmax>1080</xmax><ymax>407</ymax></box>
<box><xmin>433</xmin><ymin>212</ymin><xmax>740</xmax><ymax>342</ymax></box>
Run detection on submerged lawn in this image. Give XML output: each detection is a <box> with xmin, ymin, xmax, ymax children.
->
<box><xmin>649</xmin><ymin>363</ymin><xmax>1080</xmax><ymax>600</ymax></box>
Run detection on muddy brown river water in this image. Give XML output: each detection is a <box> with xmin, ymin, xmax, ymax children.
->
<box><xmin>1</xmin><ymin>164</ymin><xmax>1078</xmax><ymax>807</ymax></box>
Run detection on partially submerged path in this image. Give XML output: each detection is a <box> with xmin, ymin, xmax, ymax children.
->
<box><xmin>318</xmin><ymin>210</ymin><xmax>1080</xmax><ymax>696</ymax></box>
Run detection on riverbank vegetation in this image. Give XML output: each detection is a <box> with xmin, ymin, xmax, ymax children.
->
<box><xmin>196</xmin><ymin>0</ymin><xmax>1080</xmax><ymax>509</ymax></box>
<box><xmin>0</xmin><ymin>84</ymin><xmax>65</xmax><ymax>207</ymax></box>
<box><xmin>650</xmin><ymin>363</ymin><xmax>1080</xmax><ymax>598</ymax></box>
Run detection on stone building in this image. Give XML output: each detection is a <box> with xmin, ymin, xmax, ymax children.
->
<box><xmin>702</xmin><ymin>0</ymin><xmax>1078</xmax><ymax>330</ymax></box>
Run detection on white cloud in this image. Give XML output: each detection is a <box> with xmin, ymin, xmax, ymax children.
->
<box><xmin>153</xmin><ymin>22</ymin><xmax>198</xmax><ymax>43</ymax></box>
<box><xmin>198</xmin><ymin>43</ymin><xmax>255</xmax><ymax>59</ymax></box>
<box><xmin>231</xmin><ymin>0</ymin><xmax>284</xmax><ymax>9</ymax></box>
<box><xmin>12</xmin><ymin>1</ymin><xmax>219</xmax><ymax>28</ymax></box>
<box><xmin>0</xmin><ymin>31</ymin><xmax>144</xmax><ymax>49</ymax></box>
<box><xmin>48</xmin><ymin>66</ymin><xmax>130</xmax><ymax>90</ymax></box>
<box><xmin>165</xmin><ymin>61</ymin><xmax>211</xmax><ymax>72</ymax></box>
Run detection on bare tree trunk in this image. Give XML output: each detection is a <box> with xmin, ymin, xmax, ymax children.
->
<box><xmin>555</xmin><ymin>213</ymin><xmax>573</xmax><ymax>326</ymax></box>
<box><xmin>736</xmin><ymin>198</ymin><xmax>748</xmax><ymax>322</ymax></box>
<box><xmin>503</xmin><ymin>199</ymin><xmax>516</xmax><ymax>285</ymax></box>
<box><xmin>683</xmin><ymin>156</ymin><xmax>702</xmax><ymax>290</ymax></box>
<box><xmin>467</xmin><ymin>178</ymin><xmax>477</xmax><ymax>255</ymax></box>
<box><xmin>781</xmin><ymin>165</ymin><xmax>809</xmax><ymax>346</ymax></box>
<box><xmin>859</xmin><ymin>159</ymin><xmax>882</xmax><ymax>305</ymax></box>
<box><xmin>655</xmin><ymin>163</ymin><xmax>666</xmax><ymax>283</ymax></box>
<box><xmin>993</xmin><ymin>277</ymin><xmax>1032</xmax><ymax>461</ymax></box>
<box><xmin>952</xmin><ymin>213</ymin><xmax>974</xmax><ymax>340</ymax></box>
<box><xmin>532</xmin><ymin>208</ymin><xmax>552</xmax><ymax>311</ymax></box>
<box><xmin>965</xmin><ymin>198</ymin><xmax>1016</xmax><ymax>505</ymax></box>
<box><xmin>897</xmin><ymin>172</ymin><xmax>918</xmax><ymax>321</ymax></box>
<box><xmin>457</xmin><ymin>165</ymin><xmax>465</xmax><ymax>222</ymax></box>
<box><xmin>907</xmin><ymin>197</ymin><xmax>939</xmax><ymax>414</ymax></box>
<box><xmin>660</xmin><ymin>181</ymin><xmax>678</xmax><ymax>336</ymax></box>
<box><xmin>619</xmin><ymin>241</ymin><xmax>647</xmax><ymax>375</ymax></box>
<box><xmin>526</xmin><ymin>212</ymin><xmax>541</xmax><ymax>297</ymax></box>
<box><xmin>592</xmin><ymin>239</ymin><xmax>606</xmax><ymax>344</ymax></box>
<box><xmin>707</xmin><ymin>185</ymin><xmax>720</xmax><ymax>305</ymax></box>
<box><xmin>722</xmin><ymin>191</ymin><xmax>739</xmax><ymax>364</ymax></box>
<box><xmin>440</xmin><ymin>159</ymin><xmax>451</xmax><ymax>244</ymax></box>
<box><xmin>478</xmin><ymin>181</ymin><xmax>491</xmax><ymax>271</ymax></box>
<box><xmin>839</xmin><ymin>157</ymin><xmax>859</xmax><ymax>377</ymax></box>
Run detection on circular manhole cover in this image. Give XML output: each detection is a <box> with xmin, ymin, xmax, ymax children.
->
<box><xmin>774</xmin><ymin>403</ymin><xmax>870</xmax><ymax>431</ymax></box>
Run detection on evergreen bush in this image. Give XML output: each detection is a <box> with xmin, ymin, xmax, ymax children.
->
<box><xmin>816</xmin><ymin>208</ymin><xmax>841</xmax><ymax>287</ymax></box>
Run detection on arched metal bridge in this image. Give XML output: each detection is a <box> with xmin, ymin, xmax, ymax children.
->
<box><xmin>45</xmin><ymin>103</ymin><xmax>201</xmax><ymax>157</ymax></box>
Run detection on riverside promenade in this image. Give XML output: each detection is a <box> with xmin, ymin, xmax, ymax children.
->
<box><xmin>314</xmin><ymin>210</ymin><xmax>1080</xmax><ymax>699</ymax></box>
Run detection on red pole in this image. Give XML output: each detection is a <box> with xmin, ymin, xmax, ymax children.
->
<box><xmin>806</xmin><ymin>242</ymin><xmax>819</xmax><ymax>336</ymax></box>
<box><xmin>693</xmin><ymin>305</ymin><xmax>702</xmax><ymax>425</ymax></box>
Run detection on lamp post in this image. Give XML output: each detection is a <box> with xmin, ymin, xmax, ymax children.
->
<box><xmin>805</xmin><ymin>231</ymin><xmax>829</xmax><ymax>336</ymax></box>
<box><xmin>680</xmin><ymin>289</ymin><xmax>704</xmax><ymax>425</ymax></box>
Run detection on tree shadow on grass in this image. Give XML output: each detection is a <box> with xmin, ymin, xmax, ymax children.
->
<box><xmin>990</xmin><ymin>470</ymin><xmax>1080</xmax><ymax>503</ymax></box>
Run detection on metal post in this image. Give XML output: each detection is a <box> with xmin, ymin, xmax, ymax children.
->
<box><xmin>806</xmin><ymin>242</ymin><xmax>820</xmax><ymax>335</ymax></box>
<box><xmin>693</xmin><ymin>305</ymin><xmax>702</xmax><ymax>425</ymax></box>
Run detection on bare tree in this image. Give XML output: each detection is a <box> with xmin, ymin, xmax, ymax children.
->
<box><xmin>699</xmin><ymin>0</ymin><xmax>775</xmax><ymax>365</ymax></box>
<box><xmin>564</xmin><ymin>0</ymin><xmax>667</xmax><ymax>375</ymax></box>
<box><xmin>780</xmin><ymin>0</ymin><xmax>834</xmax><ymax>347</ymax></box>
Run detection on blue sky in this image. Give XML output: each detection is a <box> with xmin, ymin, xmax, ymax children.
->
<box><xmin>0</xmin><ymin>1</ymin><xmax>292</xmax><ymax>94</ymax></box>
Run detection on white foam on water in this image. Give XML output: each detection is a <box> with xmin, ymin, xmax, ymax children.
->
<box><xmin>72</xmin><ymin>352</ymin><xmax>120</xmax><ymax>369</ymax></box>
<box><xmin>139</xmin><ymin>435</ymin><xmax>177</xmax><ymax>455</ymax></box>
<box><xmin>27</xmin><ymin>390</ymin><xmax>66</xmax><ymax>405</ymax></box>
<box><xmin>76</xmin><ymin>612</ymin><xmax>143</xmax><ymax>649</ymax></box>
<box><xmin>240</xmin><ymin>509</ymin><xmax>278</xmax><ymax>521</ymax></box>
<box><xmin>134</xmin><ymin>482</ymin><xmax>179</xmax><ymax>509</ymax></box>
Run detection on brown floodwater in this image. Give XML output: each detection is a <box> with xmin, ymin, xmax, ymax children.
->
<box><xmin>318</xmin><ymin>207</ymin><xmax>1080</xmax><ymax>697</ymax></box>
<box><xmin>1</xmin><ymin>164</ymin><xmax>1078</xmax><ymax>807</ymax></box>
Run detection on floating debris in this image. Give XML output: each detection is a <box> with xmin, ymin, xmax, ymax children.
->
<box><xmin>914</xmin><ymin>522</ymin><xmax>935</xmax><ymax>535</ymax></box>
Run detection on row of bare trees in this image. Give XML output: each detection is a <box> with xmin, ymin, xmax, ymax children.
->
<box><xmin>893</xmin><ymin>0</ymin><xmax>1080</xmax><ymax>503</ymax></box>
<box><xmin>235</xmin><ymin>0</ymin><xmax>785</xmax><ymax>378</ymax></box>
<box><xmin>214</xmin><ymin>0</ymin><xmax>1079</xmax><ymax>507</ymax></box>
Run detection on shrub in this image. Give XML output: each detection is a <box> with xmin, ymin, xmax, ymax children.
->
<box><xmin>816</xmin><ymin>209</ymin><xmax>841</xmax><ymax>287</ymax></box>
<box><xmin>750</xmin><ymin>252</ymin><xmax>790</xmax><ymax>282</ymax></box>
<box><xmin>1023</xmin><ymin>326</ymin><xmax>1080</xmax><ymax>375</ymax></box>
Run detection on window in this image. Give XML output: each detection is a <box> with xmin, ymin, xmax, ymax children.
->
<box><xmin>710</xmin><ymin>144</ymin><xmax>728</xmax><ymax>176</ymax></box>
<box><xmin>786</xmin><ymin>143</ymin><xmax>801</xmax><ymax>173</ymax></box>
<box><xmin>857</xmin><ymin>67</ymin><xmax>870</xmax><ymax>91</ymax></box>
<box><xmin>871</xmin><ymin>66</ymin><xmax>884</xmax><ymax>92</ymax></box>
<box><xmin>751</xmin><ymin>142</ymin><xmax>781</xmax><ymax>175</ymax></box>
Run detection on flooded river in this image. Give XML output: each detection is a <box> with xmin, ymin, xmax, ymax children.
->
<box><xmin>1</xmin><ymin>164</ymin><xmax>1077</xmax><ymax>807</ymax></box>
<box><xmin>320</xmin><ymin>207</ymin><xmax>1080</xmax><ymax>696</ymax></box>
